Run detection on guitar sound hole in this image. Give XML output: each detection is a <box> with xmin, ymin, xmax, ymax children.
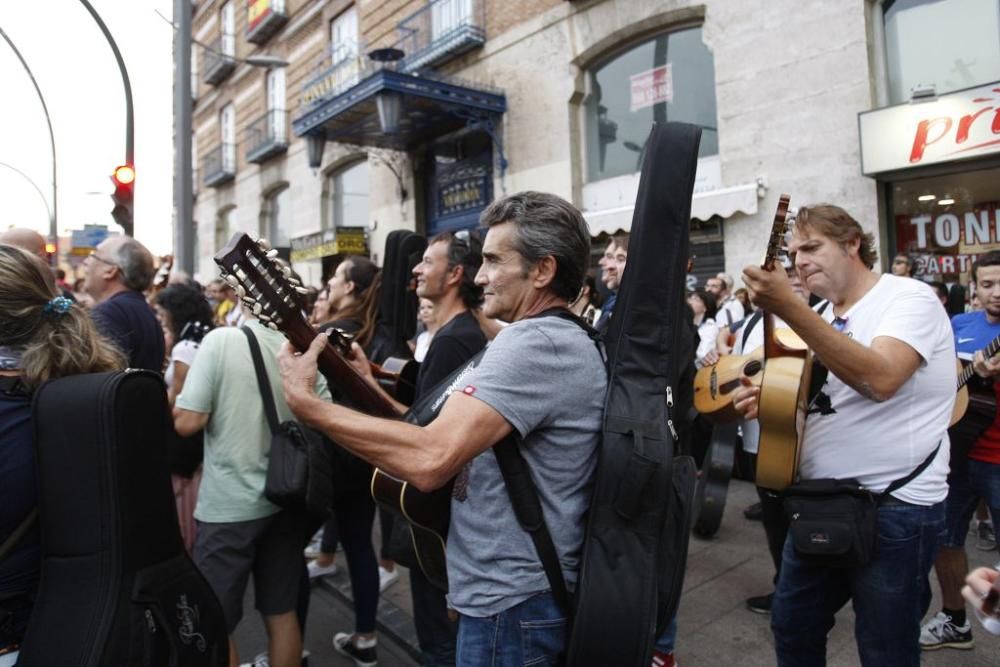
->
<box><xmin>744</xmin><ymin>360</ymin><xmax>763</xmax><ymax>376</ymax></box>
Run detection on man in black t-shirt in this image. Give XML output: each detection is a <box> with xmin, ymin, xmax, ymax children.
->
<box><xmin>404</xmin><ymin>230</ymin><xmax>486</xmax><ymax>667</ymax></box>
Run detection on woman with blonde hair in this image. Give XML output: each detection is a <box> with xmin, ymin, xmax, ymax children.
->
<box><xmin>0</xmin><ymin>244</ymin><xmax>124</xmax><ymax>666</ymax></box>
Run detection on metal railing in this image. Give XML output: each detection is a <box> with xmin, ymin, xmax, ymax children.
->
<box><xmin>299</xmin><ymin>0</ymin><xmax>486</xmax><ymax>110</ymax></box>
<box><xmin>247</xmin><ymin>0</ymin><xmax>287</xmax><ymax>44</ymax></box>
<box><xmin>203</xmin><ymin>143</ymin><xmax>236</xmax><ymax>186</ymax></box>
<box><xmin>397</xmin><ymin>0</ymin><xmax>484</xmax><ymax>71</ymax></box>
<box><xmin>203</xmin><ymin>33</ymin><xmax>236</xmax><ymax>85</ymax></box>
<box><xmin>245</xmin><ymin>109</ymin><xmax>289</xmax><ymax>163</ymax></box>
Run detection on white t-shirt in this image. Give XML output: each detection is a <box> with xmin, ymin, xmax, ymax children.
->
<box><xmin>414</xmin><ymin>330</ymin><xmax>432</xmax><ymax>363</ymax></box>
<box><xmin>694</xmin><ymin>318</ymin><xmax>720</xmax><ymax>368</ymax></box>
<box><xmin>798</xmin><ymin>274</ymin><xmax>953</xmax><ymax>504</ymax></box>
<box><xmin>164</xmin><ymin>338</ymin><xmax>200</xmax><ymax>390</ymax></box>
<box><xmin>718</xmin><ymin>296</ymin><xmax>745</xmax><ymax>328</ymax></box>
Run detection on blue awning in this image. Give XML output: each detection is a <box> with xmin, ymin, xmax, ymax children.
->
<box><xmin>292</xmin><ymin>68</ymin><xmax>506</xmax><ymax>150</ymax></box>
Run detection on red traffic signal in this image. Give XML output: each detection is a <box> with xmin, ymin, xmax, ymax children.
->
<box><xmin>112</xmin><ymin>164</ymin><xmax>135</xmax><ymax>187</ymax></box>
<box><xmin>110</xmin><ymin>164</ymin><xmax>135</xmax><ymax>236</ymax></box>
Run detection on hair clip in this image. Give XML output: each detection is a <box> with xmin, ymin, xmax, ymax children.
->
<box><xmin>43</xmin><ymin>296</ymin><xmax>73</xmax><ymax>316</ymax></box>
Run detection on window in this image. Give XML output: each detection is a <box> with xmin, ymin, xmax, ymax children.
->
<box><xmin>268</xmin><ymin>187</ymin><xmax>292</xmax><ymax>247</ymax></box>
<box><xmin>883</xmin><ymin>0</ymin><xmax>1000</xmax><ymax>104</ymax></box>
<box><xmin>267</xmin><ymin>68</ymin><xmax>286</xmax><ymax>141</ymax></box>
<box><xmin>330</xmin><ymin>6</ymin><xmax>359</xmax><ymax>64</ymax></box>
<box><xmin>432</xmin><ymin>0</ymin><xmax>472</xmax><ymax>39</ymax></box>
<box><xmin>191</xmin><ymin>47</ymin><xmax>198</xmax><ymax>100</ymax></box>
<box><xmin>215</xmin><ymin>208</ymin><xmax>233</xmax><ymax>252</ymax></box>
<box><xmin>220</xmin><ymin>1</ymin><xmax>235</xmax><ymax>57</ymax></box>
<box><xmin>328</xmin><ymin>160</ymin><xmax>369</xmax><ymax>229</ymax></box>
<box><xmin>192</xmin><ymin>131</ymin><xmax>199</xmax><ymax>193</ymax></box>
<box><xmin>584</xmin><ymin>26</ymin><xmax>718</xmax><ymax>182</ymax></box>
<box><xmin>220</xmin><ymin>103</ymin><xmax>236</xmax><ymax>172</ymax></box>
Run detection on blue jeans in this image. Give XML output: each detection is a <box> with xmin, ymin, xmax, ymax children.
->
<box><xmin>942</xmin><ymin>458</ymin><xmax>1000</xmax><ymax>548</ymax></box>
<box><xmin>771</xmin><ymin>499</ymin><xmax>945</xmax><ymax>667</ymax></box>
<box><xmin>653</xmin><ymin>617</ymin><xmax>678</xmax><ymax>653</ymax></box>
<box><xmin>456</xmin><ymin>592</ymin><xmax>567</xmax><ymax>666</ymax></box>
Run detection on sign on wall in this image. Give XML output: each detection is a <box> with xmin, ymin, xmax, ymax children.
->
<box><xmin>248</xmin><ymin>0</ymin><xmax>274</xmax><ymax>32</ymax></box>
<box><xmin>859</xmin><ymin>80</ymin><xmax>1000</xmax><ymax>175</ymax></box>
<box><xmin>895</xmin><ymin>202</ymin><xmax>1000</xmax><ymax>279</ymax></box>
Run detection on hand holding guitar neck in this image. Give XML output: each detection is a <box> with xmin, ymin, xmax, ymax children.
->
<box><xmin>213</xmin><ymin>233</ymin><xmax>400</xmax><ymax>419</ymax></box>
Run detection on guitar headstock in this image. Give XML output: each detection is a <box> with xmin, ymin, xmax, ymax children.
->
<box><xmin>762</xmin><ymin>194</ymin><xmax>791</xmax><ymax>271</ymax></box>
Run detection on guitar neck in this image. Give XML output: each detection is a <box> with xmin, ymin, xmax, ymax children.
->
<box><xmin>283</xmin><ymin>318</ymin><xmax>401</xmax><ymax>418</ymax></box>
<box><xmin>760</xmin><ymin>195</ymin><xmax>790</xmax><ymax>360</ymax></box>
<box><xmin>957</xmin><ymin>334</ymin><xmax>1000</xmax><ymax>391</ymax></box>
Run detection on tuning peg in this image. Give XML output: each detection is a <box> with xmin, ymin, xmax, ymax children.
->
<box><xmin>267</xmin><ymin>322</ymin><xmax>279</xmax><ymax>331</ymax></box>
<box><xmin>294</xmin><ymin>286</ymin><xmax>310</xmax><ymax>295</ymax></box>
<box><xmin>258</xmin><ymin>313</ymin><xmax>272</xmax><ymax>323</ymax></box>
<box><xmin>280</xmin><ymin>265</ymin><xmax>292</xmax><ymax>278</ymax></box>
<box><xmin>287</xmin><ymin>277</ymin><xmax>302</xmax><ymax>287</ymax></box>
<box><xmin>223</xmin><ymin>274</ymin><xmax>240</xmax><ymax>288</ymax></box>
<box><xmin>266</xmin><ymin>249</ymin><xmax>279</xmax><ymax>259</ymax></box>
<box><xmin>234</xmin><ymin>285</ymin><xmax>246</xmax><ymax>299</ymax></box>
<box><xmin>241</xmin><ymin>296</ymin><xmax>255</xmax><ymax>307</ymax></box>
<box><xmin>252</xmin><ymin>302</ymin><xmax>262</xmax><ymax>316</ymax></box>
<box><xmin>256</xmin><ymin>237</ymin><xmax>271</xmax><ymax>251</ymax></box>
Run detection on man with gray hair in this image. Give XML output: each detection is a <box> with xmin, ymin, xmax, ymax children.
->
<box><xmin>83</xmin><ymin>236</ymin><xmax>164</xmax><ymax>372</ymax></box>
<box><xmin>278</xmin><ymin>191</ymin><xmax>606</xmax><ymax>665</ymax></box>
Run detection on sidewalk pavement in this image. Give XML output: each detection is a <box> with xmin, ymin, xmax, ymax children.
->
<box><xmin>240</xmin><ymin>478</ymin><xmax>1000</xmax><ymax>665</ymax></box>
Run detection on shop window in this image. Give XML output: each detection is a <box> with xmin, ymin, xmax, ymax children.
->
<box><xmin>883</xmin><ymin>0</ymin><xmax>1000</xmax><ymax>104</ymax></box>
<box><xmin>267</xmin><ymin>187</ymin><xmax>292</xmax><ymax>247</ymax></box>
<box><xmin>891</xmin><ymin>166</ymin><xmax>1000</xmax><ymax>286</ymax></box>
<box><xmin>584</xmin><ymin>26</ymin><xmax>718</xmax><ymax>183</ymax></box>
<box><xmin>328</xmin><ymin>160</ymin><xmax>369</xmax><ymax>228</ymax></box>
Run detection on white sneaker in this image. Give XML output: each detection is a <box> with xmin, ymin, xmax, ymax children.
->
<box><xmin>308</xmin><ymin>560</ymin><xmax>339</xmax><ymax>579</ymax></box>
<box><xmin>304</xmin><ymin>529</ymin><xmax>324</xmax><ymax>559</ymax></box>
<box><xmin>378</xmin><ymin>565</ymin><xmax>399</xmax><ymax>592</ymax></box>
<box><xmin>920</xmin><ymin>611</ymin><xmax>974</xmax><ymax>650</ymax></box>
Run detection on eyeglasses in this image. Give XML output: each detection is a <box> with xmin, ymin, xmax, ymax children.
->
<box><xmin>892</xmin><ymin>258</ymin><xmax>909</xmax><ymax>265</ymax></box>
<box><xmin>88</xmin><ymin>251</ymin><xmax>119</xmax><ymax>268</ymax></box>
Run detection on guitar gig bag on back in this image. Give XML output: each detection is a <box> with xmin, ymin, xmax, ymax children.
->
<box><xmin>19</xmin><ymin>370</ymin><xmax>228</xmax><ymax>666</ymax></box>
<box><xmin>566</xmin><ymin>122</ymin><xmax>701</xmax><ymax>666</ymax></box>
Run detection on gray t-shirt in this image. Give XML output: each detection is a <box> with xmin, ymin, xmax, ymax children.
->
<box><xmin>446</xmin><ymin>315</ymin><xmax>606</xmax><ymax>617</ymax></box>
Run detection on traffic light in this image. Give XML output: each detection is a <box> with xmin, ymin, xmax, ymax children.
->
<box><xmin>45</xmin><ymin>240</ymin><xmax>57</xmax><ymax>266</ymax></box>
<box><xmin>110</xmin><ymin>164</ymin><xmax>135</xmax><ymax>236</ymax></box>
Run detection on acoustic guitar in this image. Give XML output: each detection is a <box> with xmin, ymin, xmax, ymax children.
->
<box><xmin>949</xmin><ymin>334</ymin><xmax>1000</xmax><ymax>454</ymax></box>
<box><xmin>754</xmin><ymin>195</ymin><xmax>813</xmax><ymax>492</ymax></box>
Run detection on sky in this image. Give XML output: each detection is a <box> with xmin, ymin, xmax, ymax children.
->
<box><xmin>0</xmin><ymin>0</ymin><xmax>175</xmax><ymax>256</ymax></box>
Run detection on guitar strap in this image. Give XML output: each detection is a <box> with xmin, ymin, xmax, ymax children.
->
<box><xmin>492</xmin><ymin>308</ymin><xmax>603</xmax><ymax>619</ymax></box>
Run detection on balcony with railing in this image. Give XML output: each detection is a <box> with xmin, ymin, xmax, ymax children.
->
<box><xmin>247</xmin><ymin>0</ymin><xmax>288</xmax><ymax>44</ymax></box>
<box><xmin>203</xmin><ymin>33</ymin><xmax>236</xmax><ymax>85</ymax></box>
<box><xmin>203</xmin><ymin>143</ymin><xmax>236</xmax><ymax>187</ymax></box>
<box><xmin>397</xmin><ymin>0</ymin><xmax>484</xmax><ymax>72</ymax></box>
<box><xmin>246</xmin><ymin>109</ymin><xmax>289</xmax><ymax>163</ymax></box>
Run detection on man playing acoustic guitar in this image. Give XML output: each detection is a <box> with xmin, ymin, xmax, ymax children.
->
<box><xmin>920</xmin><ymin>249</ymin><xmax>1000</xmax><ymax>652</ymax></box>
<box><xmin>733</xmin><ymin>204</ymin><xmax>954</xmax><ymax>666</ymax></box>
<box><xmin>278</xmin><ymin>191</ymin><xmax>605</xmax><ymax>667</ymax></box>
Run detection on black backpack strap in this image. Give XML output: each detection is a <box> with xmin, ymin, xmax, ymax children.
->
<box><xmin>242</xmin><ymin>327</ymin><xmax>280</xmax><ymax>435</ymax></box>
<box><xmin>739</xmin><ymin>310</ymin><xmax>764</xmax><ymax>351</ymax></box>
<box><xmin>493</xmin><ymin>435</ymin><xmax>572</xmax><ymax>620</ymax></box>
<box><xmin>880</xmin><ymin>442</ymin><xmax>941</xmax><ymax>502</ymax></box>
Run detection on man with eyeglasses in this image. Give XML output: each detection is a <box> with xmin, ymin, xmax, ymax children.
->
<box><xmin>83</xmin><ymin>236</ymin><xmax>164</xmax><ymax>373</ymax></box>
<box><xmin>732</xmin><ymin>204</ymin><xmax>954</xmax><ymax>665</ymax></box>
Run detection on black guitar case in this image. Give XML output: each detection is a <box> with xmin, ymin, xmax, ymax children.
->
<box><xmin>18</xmin><ymin>370</ymin><xmax>228</xmax><ymax>666</ymax></box>
<box><xmin>693</xmin><ymin>422</ymin><xmax>739</xmax><ymax>538</ymax></box>
<box><xmin>566</xmin><ymin>122</ymin><xmax>701</xmax><ymax>666</ymax></box>
<box><xmin>368</xmin><ymin>230</ymin><xmax>427</xmax><ymax>366</ymax></box>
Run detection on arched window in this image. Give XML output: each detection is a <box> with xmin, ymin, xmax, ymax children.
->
<box><xmin>584</xmin><ymin>26</ymin><xmax>718</xmax><ymax>182</ymax></box>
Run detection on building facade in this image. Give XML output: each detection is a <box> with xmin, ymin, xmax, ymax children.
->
<box><xmin>188</xmin><ymin>0</ymin><xmax>1000</xmax><ymax>292</ymax></box>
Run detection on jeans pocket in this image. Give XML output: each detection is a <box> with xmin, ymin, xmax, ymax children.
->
<box><xmin>520</xmin><ymin>617</ymin><xmax>567</xmax><ymax>666</ymax></box>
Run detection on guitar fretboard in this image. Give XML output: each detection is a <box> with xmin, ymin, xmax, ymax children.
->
<box><xmin>957</xmin><ymin>334</ymin><xmax>1000</xmax><ymax>390</ymax></box>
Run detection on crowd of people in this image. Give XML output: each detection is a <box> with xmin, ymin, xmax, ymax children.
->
<box><xmin>4</xmin><ymin>192</ymin><xmax>1000</xmax><ymax>667</ymax></box>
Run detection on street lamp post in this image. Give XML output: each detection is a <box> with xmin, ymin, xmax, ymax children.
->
<box><xmin>78</xmin><ymin>0</ymin><xmax>135</xmax><ymax>236</ymax></box>
<box><xmin>0</xmin><ymin>161</ymin><xmax>54</xmax><ymax>228</ymax></box>
<box><xmin>0</xmin><ymin>27</ymin><xmax>57</xmax><ymax>263</ymax></box>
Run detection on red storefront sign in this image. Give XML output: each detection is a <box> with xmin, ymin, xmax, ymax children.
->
<box><xmin>629</xmin><ymin>64</ymin><xmax>673</xmax><ymax>112</ymax></box>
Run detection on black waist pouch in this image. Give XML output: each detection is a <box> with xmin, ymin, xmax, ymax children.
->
<box><xmin>783</xmin><ymin>478</ymin><xmax>878</xmax><ymax>568</ymax></box>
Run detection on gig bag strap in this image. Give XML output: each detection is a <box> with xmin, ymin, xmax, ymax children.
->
<box><xmin>493</xmin><ymin>435</ymin><xmax>573</xmax><ymax>620</ymax></box>
<box><xmin>880</xmin><ymin>442</ymin><xmax>941</xmax><ymax>503</ymax></box>
<box><xmin>242</xmin><ymin>327</ymin><xmax>280</xmax><ymax>435</ymax></box>
<box><xmin>0</xmin><ymin>508</ymin><xmax>38</xmax><ymax>563</ymax></box>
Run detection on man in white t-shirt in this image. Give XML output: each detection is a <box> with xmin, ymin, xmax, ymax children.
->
<box><xmin>707</xmin><ymin>272</ymin><xmax>745</xmax><ymax>333</ymax></box>
<box><xmin>733</xmin><ymin>204</ymin><xmax>954</xmax><ymax>665</ymax></box>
